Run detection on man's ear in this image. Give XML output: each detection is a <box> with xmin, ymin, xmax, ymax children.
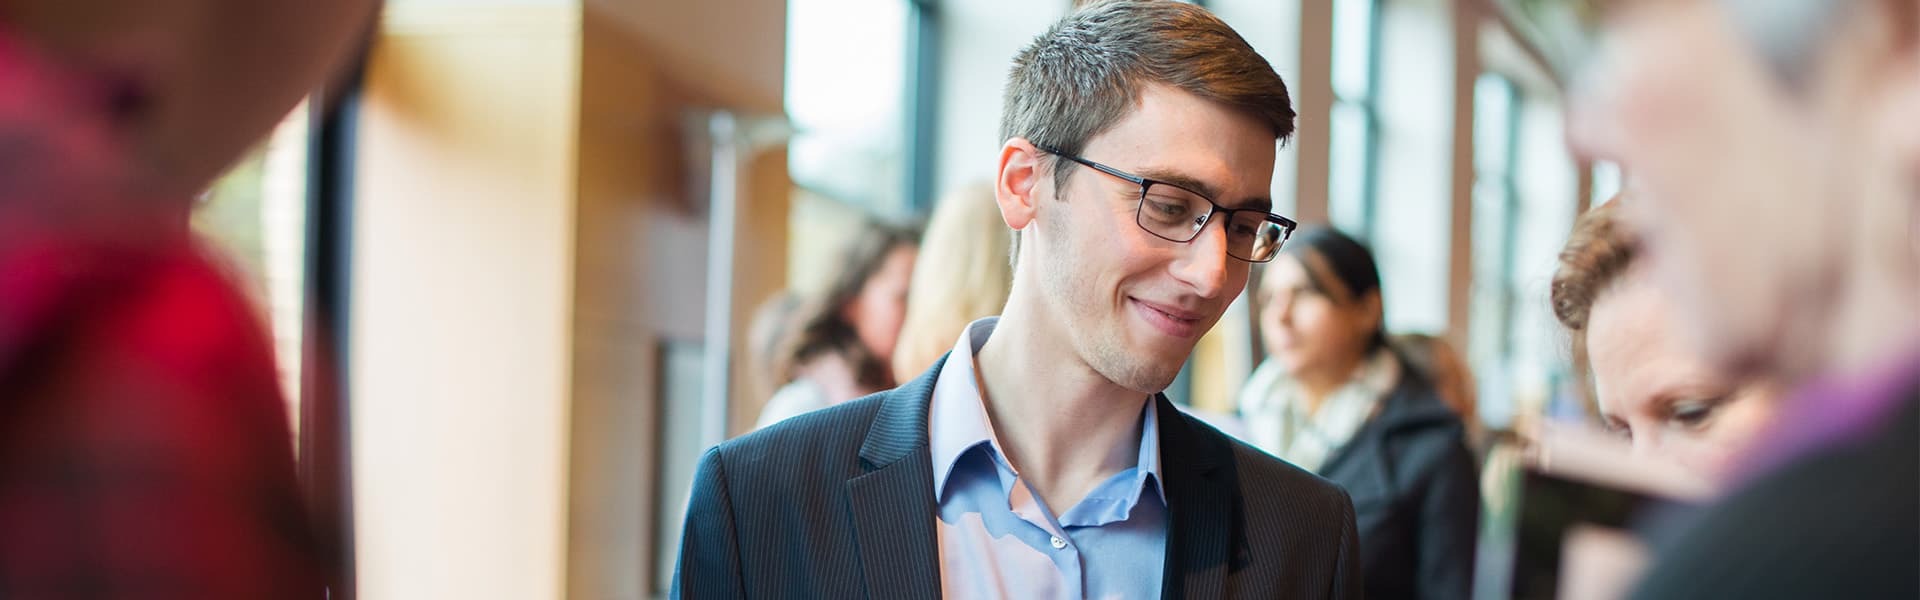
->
<box><xmin>996</xmin><ymin>138</ymin><xmax>1044</xmax><ymax>232</ymax></box>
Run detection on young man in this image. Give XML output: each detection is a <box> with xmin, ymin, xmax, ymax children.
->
<box><xmin>674</xmin><ymin>2</ymin><xmax>1361</xmax><ymax>598</ymax></box>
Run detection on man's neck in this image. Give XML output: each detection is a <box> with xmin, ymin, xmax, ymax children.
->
<box><xmin>974</xmin><ymin>297</ymin><xmax>1150</xmax><ymax>515</ymax></box>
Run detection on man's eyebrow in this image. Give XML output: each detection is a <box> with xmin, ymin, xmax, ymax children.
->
<box><xmin>1135</xmin><ymin>167</ymin><xmax>1222</xmax><ymax>202</ymax></box>
<box><xmin>1134</xmin><ymin>167</ymin><xmax>1271</xmax><ymax>211</ymax></box>
<box><xmin>1233</xmin><ymin>196</ymin><xmax>1275</xmax><ymax>212</ymax></box>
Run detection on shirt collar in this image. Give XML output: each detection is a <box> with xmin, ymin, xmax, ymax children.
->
<box><xmin>928</xmin><ymin>317</ymin><xmax>1165</xmax><ymax>504</ymax></box>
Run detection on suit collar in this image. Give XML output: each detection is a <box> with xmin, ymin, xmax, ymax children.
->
<box><xmin>848</xmin><ymin>355</ymin><xmax>946</xmax><ymax>599</ymax></box>
<box><xmin>1156</xmin><ymin>394</ymin><xmax>1232</xmax><ymax>473</ymax></box>
<box><xmin>927</xmin><ymin>317</ymin><xmax>1167</xmax><ymax>505</ymax></box>
<box><xmin>856</xmin><ymin>353</ymin><xmax>945</xmax><ymax>469</ymax></box>
<box><xmin>851</xmin><ymin>358</ymin><xmax>1253</xmax><ymax>599</ymax></box>
<box><xmin>1155</xmin><ymin>395</ymin><xmax>1242</xmax><ymax>598</ymax></box>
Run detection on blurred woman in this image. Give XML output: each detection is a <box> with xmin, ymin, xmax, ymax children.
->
<box><xmin>1238</xmin><ymin>227</ymin><xmax>1479</xmax><ymax>600</ymax></box>
<box><xmin>1551</xmin><ymin>198</ymin><xmax>1779</xmax><ymax>479</ymax></box>
<box><xmin>889</xmin><ymin>183</ymin><xmax>1012</xmax><ymax>383</ymax></box>
<box><xmin>755</xmin><ymin>222</ymin><xmax>919</xmax><ymax>429</ymax></box>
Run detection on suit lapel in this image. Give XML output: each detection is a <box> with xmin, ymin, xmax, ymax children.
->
<box><xmin>847</xmin><ymin>355</ymin><xmax>946</xmax><ymax>600</ymax></box>
<box><xmin>1156</xmin><ymin>395</ymin><xmax>1241</xmax><ymax>599</ymax></box>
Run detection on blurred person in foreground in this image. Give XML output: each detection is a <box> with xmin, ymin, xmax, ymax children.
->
<box><xmin>1238</xmin><ymin>227</ymin><xmax>1479</xmax><ymax>600</ymax></box>
<box><xmin>0</xmin><ymin>0</ymin><xmax>376</xmax><ymax>597</ymax></box>
<box><xmin>675</xmin><ymin>2</ymin><xmax>1363</xmax><ymax>597</ymax></box>
<box><xmin>1567</xmin><ymin>0</ymin><xmax>1920</xmax><ymax>597</ymax></box>
<box><xmin>1551</xmin><ymin>197</ymin><xmax>1779</xmax><ymax>480</ymax></box>
<box><xmin>754</xmin><ymin>221</ymin><xmax>919</xmax><ymax>429</ymax></box>
<box><xmin>889</xmin><ymin>182</ymin><xmax>1013</xmax><ymax>383</ymax></box>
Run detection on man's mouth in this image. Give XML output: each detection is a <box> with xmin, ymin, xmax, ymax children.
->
<box><xmin>1129</xmin><ymin>297</ymin><xmax>1204</xmax><ymax>339</ymax></box>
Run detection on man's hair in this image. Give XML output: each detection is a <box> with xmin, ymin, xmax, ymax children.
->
<box><xmin>1000</xmin><ymin>0</ymin><xmax>1295</xmax><ymax>265</ymax></box>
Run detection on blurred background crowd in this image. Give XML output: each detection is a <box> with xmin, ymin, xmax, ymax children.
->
<box><xmin>0</xmin><ymin>0</ymin><xmax>1913</xmax><ymax>598</ymax></box>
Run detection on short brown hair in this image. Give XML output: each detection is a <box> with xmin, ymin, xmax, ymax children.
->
<box><xmin>1001</xmin><ymin>0</ymin><xmax>1295</xmax><ymax>264</ymax></box>
<box><xmin>1551</xmin><ymin>197</ymin><xmax>1640</xmax><ymax>333</ymax></box>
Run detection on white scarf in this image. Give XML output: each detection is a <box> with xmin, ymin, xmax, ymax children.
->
<box><xmin>1237</xmin><ymin>349</ymin><xmax>1400</xmax><ymax>473</ymax></box>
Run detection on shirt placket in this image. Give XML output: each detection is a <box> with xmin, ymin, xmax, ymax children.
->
<box><xmin>998</xmin><ymin>458</ymin><xmax>1084</xmax><ymax>599</ymax></box>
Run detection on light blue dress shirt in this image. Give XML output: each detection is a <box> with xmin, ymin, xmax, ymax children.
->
<box><xmin>929</xmin><ymin>318</ymin><xmax>1168</xmax><ymax>599</ymax></box>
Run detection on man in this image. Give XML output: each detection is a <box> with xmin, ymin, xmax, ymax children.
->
<box><xmin>1566</xmin><ymin>0</ymin><xmax>1919</xmax><ymax>597</ymax></box>
<box><xmin>674</xmin><ymin>2</ymin><xmax>1362</xmax><ymax>598</ymax></box>
<box><xmin>0</xmin><ymin>0</ymin><xmax>375</xmax><ymax>596</ymax></box>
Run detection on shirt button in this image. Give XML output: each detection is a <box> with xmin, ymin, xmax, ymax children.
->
<box><xmin>1049</xmin><ymin>535</ymin><xmax>1067</xmax><ymax>550</ymax></box>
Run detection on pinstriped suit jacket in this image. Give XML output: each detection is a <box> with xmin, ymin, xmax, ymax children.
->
<box><xmin>673</xmin><ymin>355</ymin><xmax>1364</xmax><ymax>599</ymax></box>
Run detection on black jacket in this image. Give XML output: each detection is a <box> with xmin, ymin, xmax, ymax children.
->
<box><xmin>1632</xmin><ymin>386</ymin><xmax>1918</xmax><ymax>599</ymax></box>
<box><xmin>1315</xmin><ymin>369</ymin><xmax>1481</xmax><ymax>600</ymax></box>
<box><xmin>673</xmin><ymin>354</ymin><xmax>1365</xmax><ymax>599</ymax></box>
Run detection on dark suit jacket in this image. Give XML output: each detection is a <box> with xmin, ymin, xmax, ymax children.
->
<box><xmin>674</xmin><ymin>355</ymin><xmax>1364</xmax><ymax>599</ymax></box>
<box><xmin>1317</xmin><ymin>368</ymin><xmax>1479</xmax><ymax>600</ymax></box>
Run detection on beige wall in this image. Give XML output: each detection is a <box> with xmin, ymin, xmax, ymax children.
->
<box><xmin>586</xmin><ymin>0</ymin><xmax>786</xmax><ymax>113</ymax></box>
<box><xmin>351</xmin><ymin>1</ymin><xmax>787</xmax><ymax>598</ymax></box>
<box><xmin>351</xmin><ymin>5</ymin><xmax>581</xmax><ymax>599</ymax></box>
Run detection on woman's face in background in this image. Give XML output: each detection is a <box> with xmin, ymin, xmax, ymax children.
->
<box><xmin>1585</xmin><ymin>269</ymin><xmax>1779</xmax><ymax>478</ymax></box>
<box><xmin>846</xmin><ymin>245</ymin><xmax>918</xmax><ymax>366</ymax></box>
<box><xmin>1258</xmin><ymin>252</ymin><xmax>1378</xmax><ymax>379</ymax></box>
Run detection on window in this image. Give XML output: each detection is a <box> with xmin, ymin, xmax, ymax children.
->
<box><xmin>1468</xmin><ymin>74</ymin><xmax>1521</xmax><ymax>426</ymax></box>
<box><xmin>785</xmin><ymin>0</ymin><xmax>911</xmax><ymax>217</ymax></box>
<box><xmin>1328</xmin><ymin>0</ymin><xmax>1381</xmax><ymax>237</ymax></box>
<box><xmin>1467</xmin><ymin>73</ymin><xmax>1582</xmax><ymax>427</ymax></box>
<box><xmin>783</xmin><ymin>0</ymin><xmax>919</xmax><ymax>294</ymax></box>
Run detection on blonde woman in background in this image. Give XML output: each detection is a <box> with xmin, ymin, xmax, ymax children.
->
<box><xmin>889</xmin><ymin>182</ymin><xmax>1013</xmax><ymax>383</ymax></box>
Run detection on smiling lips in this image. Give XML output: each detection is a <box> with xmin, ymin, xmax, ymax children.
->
<box><xmin>1131</xmin><ymin>297</ymin><xmax>1207</xmax><ymax>339</ymax></box>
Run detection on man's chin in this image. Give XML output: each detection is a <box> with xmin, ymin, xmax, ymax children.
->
<box><xmin>1105</xmin><ymin>358</ymin><xmax>1184</xmax><ymax>395</ymax></box>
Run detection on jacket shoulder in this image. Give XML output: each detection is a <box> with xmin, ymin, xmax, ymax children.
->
<box><xmin>1227</xmin><ymin>435</ymin><xmax>1356</xmax><ymax>515</ymax></box>
<box><xmin>1177</xmin><ymin>410</ymin><xmax>1356</xmax><ymax>519</ymax></box>
<box><xmin>711</xmin><ymin>393</ymin><xmax>887</xmax><ymax>484</ymax></box>
<box><xmin>1173</xmin><ymin>415</ymin><xmax>1359</xmax><ymax>590</ymax></box>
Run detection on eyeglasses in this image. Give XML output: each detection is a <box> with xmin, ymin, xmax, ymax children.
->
<box><xmin>1038</xmin><ymin>145</ymin><xmax>1297</xmax><ymax>263</ymax></box>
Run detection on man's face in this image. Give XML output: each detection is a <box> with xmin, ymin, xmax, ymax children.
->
<box><xmin>1566</xmin><ymin>1</ymin><xmax>1894</xmax><ymax>375</ymax></box>
<box><xmin>1027</xmin><ymin>84</ymin><xmax>1277</xmax><ymax>393</ymax></box>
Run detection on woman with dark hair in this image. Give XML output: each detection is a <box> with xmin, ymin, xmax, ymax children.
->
<box><xmin>754</xmin><ymin>221</ymin><xmax>920</xmax><ymax>429</ymax></box>
<box><xmin>1236</xmin><ymin>227</ymin><xmax>1479</xmax><ymax>600</ymax></box>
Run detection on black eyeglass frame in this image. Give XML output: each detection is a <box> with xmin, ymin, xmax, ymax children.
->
<box><xmin>1037</xmin><ymin>144</ymin><xmax>1298</xmax><ymax>263</ymax></box>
